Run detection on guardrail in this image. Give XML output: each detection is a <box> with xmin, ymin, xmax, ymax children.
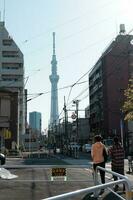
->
<box><xmin>95</xmin><ymin>166</ymin><xmax>133</xmax><ymax>199</ymax></box>
<box><xmin>42</xmin><ymin>166</ymin><xmax>133</xmax><ymax>200</ymax></box>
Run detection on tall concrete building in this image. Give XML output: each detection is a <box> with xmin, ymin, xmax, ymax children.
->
<box><xmin>0</xmin><ymin>21</ymin><xmax>25</xmax><ymax>149</ymax></box>
<box><xmin>89</xmin><ymin>24</ymin><xmax>133</xmax><ymax>153</ymax></box>
<box><xmin>29</xmin><ymin>111</ymin><xmax>41</xmax><ymax>133</ymax></box>
<box><xmin>49</xmin><ymin>32</ymin><xmax>59</xmax><ymax>125</ymax></box>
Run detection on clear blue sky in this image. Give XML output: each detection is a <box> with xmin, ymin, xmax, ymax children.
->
<box><xmin>0</xmin><ymin>0</ymin><xmax>133</xmax><ymax>131</ymax></box>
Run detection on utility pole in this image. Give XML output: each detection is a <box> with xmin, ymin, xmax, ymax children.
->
<box><xmin>73</xmin><ymin>100</ymin><xmax>79</xmax><ymax>158</ymax></box>
<box><xmin>73</xmin><ymin>100</ymin><xmax>79</xmax><ymax>141</ymax></box>
<box><xmin>63</xmin><ymin>96</ymin><xmax>68</xmax><ymax>154</ymax></box>
<box><xmin>59</xmin><ymin>119</ymin><xmax>61</xmax><ymax>152</ymax></box>
<box><xmin>29</xmin><ymin>128</ymin><xmax>31</xmax><ymax>158</ymax></box>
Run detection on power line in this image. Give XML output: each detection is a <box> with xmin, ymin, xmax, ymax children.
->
<box><xmin>80</xmin><ymin>93</ymin><xmax>89</xmax><ymax>102</ymax></box>
<box><xmin>65</xmin><ymin>29</ymin><xmax>133</xmax><ymax>110</ymax></box>
<box><xmin>26</xmin><ymin>80</ymin><xmax>88</xmax><ymax>102</ymax></box>
<box><xmin>66</xmin><ymin>87</ymin><xmax>89</xmax><ymax>109</ymax></box>
<box><xmin>20</xmin><ymin>0</ymin><xmax>118</xmax><ymax>45</ymax></box>
<box><xmin>57</xmin><ymin>30</ymin><xmax>133</xmax><ymax>119</ymax></box>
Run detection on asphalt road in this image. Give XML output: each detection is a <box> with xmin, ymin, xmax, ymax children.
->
<box><xmin>0</xmin><ymin>153</ymin><xmax>132</xmax><ymax>200</ymax></box>
<box><xmin>0</xmin><ymin>167</ymin><xmax>94</xmax><ymax>200</ymax></box>
<box><xmin>0</xmin><ymin>153</ymin><xmax>94</xmax><ymax>200</ymax></box>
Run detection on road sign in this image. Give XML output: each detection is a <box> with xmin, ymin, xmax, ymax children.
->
<box><xmin>51</xmin><ymin>168</ymin><xmax>67</xmax><ymax>181</ymax></box>
<box><xmin>71</xmin><ymin>112</ymin><xmax>77</xmax><ymax>119</ymax></box>
<box><xmin>52</xmin><ymin>168</ymin><xmax>66</xmax><ymax>177</ymax></box>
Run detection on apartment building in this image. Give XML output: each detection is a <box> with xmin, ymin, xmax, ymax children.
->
<box><xmin>89</xmin><ymin>25</ymin><xmax>133</xmax><ymax>153</ymax></box>
<box><xmin>0</xmin><ymin>21</ymin><xmax>25</xmax><ymax>150</ymax></box>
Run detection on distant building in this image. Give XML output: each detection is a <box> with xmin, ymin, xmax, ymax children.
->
<box><xmin>0</xmin><ymin>21</ymin><xmax>25</xmax><ymax>150</ymax></box>
<box><xmin>75</xmin><ymin>118</ymin><xmax>90</xmax><ymax>144</ymax></box>
<box><xmin>29</xmin><ymin>112</ymin><xmax>41</xmax><ymax>133</ymax></box>
<box><xmin>85</xmin><ymin>105</ymin><xmax>90</xmax><ymax>118</ymax></box>
<box><xmin>22</xmin><ymin>128</ymin><xmax>39</xmax><ymax>151</ymax></box>
<box><xmin>89</xmin><ymin>24</ymin><xmax>133</xmax><ymax>153</ymax></box>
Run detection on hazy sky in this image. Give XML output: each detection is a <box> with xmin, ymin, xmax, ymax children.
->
<box><xmin>0</xmin><ymin>0</ymin><xmax>133</xmax><ymax>131</ymax></box>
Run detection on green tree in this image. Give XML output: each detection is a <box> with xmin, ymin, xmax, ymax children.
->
<box><xmin>122</xmin><ymin>79</ymin><xmax>133</xmax><ymax>120</ymax></box>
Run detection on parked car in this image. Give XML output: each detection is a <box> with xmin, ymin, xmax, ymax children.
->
<box><xmin>82</xmin><ymin>144</ymin><xmax>92</xmax><ymax>153</ymax></box>
<box><xmin>103</xmin><ymin>139</ymin><xmax>113</xmax><ymax>150</ymax></box>
<box><xmin>68</xmin><ymin>143</ymin><xmax>81</xmax><ymax>150</ymax></box>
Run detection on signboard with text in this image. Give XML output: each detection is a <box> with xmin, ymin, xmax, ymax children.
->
<box><xmin>51</xmin><ymin>168</ymin><xmax>67</xmax><ymax>181</ymax></box>
<box><xmin>52</xmin><ymin>168</ymin><xmax>66</xmax><ymax>176</ymax></box>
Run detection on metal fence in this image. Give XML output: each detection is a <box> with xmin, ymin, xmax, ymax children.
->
<box><xmin>42</xmin><ymin>166</ymin><xmax>133</xmax><ymax>200</ymax></box>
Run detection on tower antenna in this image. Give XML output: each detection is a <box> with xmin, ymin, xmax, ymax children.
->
<box><xmin>49</xmin><ymin>32</ymin><xmax>59</xmax><ymax>125</ymax></box>
<box><xmin>53</xmin><ymin>32</ymin><xmax>55</xmax><ymax>55</ymax></box>
<box><xmin>3</xmin><ymin>0</ymin><xmax>5</xmax><ymax>22</ymax></box>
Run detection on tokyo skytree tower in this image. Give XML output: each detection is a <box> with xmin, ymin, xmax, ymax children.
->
<box><xmin>49</xmin><ymin>32</ymin><xmax>59</xmax><ymax>125</ymax></box>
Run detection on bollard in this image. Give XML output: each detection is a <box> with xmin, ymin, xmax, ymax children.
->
<box><xmin>0</xmin><ymin>153</ymin><xmax>6</xmax><ymax>165</ymax></box>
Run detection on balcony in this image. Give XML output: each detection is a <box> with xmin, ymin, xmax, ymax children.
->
<box><xmin>0</xmin><ymin>80</ymin><xmax>23</xmax><ymax>88</ymax></box>
<box><xmin>0</xmin><ymin>116</ymin><xmax>10</xmax><ymax>128</ymax></box>
<box><xmin>1</xmin><ymin>68</ymin><xmax>23</xmax><ymax>75</ymax></box>
<box><xmin>1</xmin><ymin>56</ymin><xmax>23</xmax><ymax>63</ymax></box>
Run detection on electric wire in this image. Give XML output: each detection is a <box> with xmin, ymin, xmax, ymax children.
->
<box><xmin>65</xmin><ymin>28</ymin><xmax>133</xmax><ymax>111</ymax></box>
<box><xmin>66</xmin><ymin>86</ymin><xmax>89</xmax><ymax>108</ymax></box>
<box><xmin>80</xmin><ymin>93</ymin><xmax>89</xmax><ymax>102</ymax></box>
<box><xmin>51</xmin><ymin>31</ymin><xmax>133</xmax><ymax>122</ymax></box>
<box><xmin>66</xmin><ymin>86</ymin><xmax>73</xmax><ymax>106</ymax></box>
<box><xmin>0</xmin><ymin>80</ymin><xmax>88</xmax><ymax>99</ymax></box>
<box><xmin>26</xmin><ymin>80</ymin><xmax>88</xmax><ymax>102</ymax></box>
<box><xmin>20</xmin><ymin>0</ymin><xmax>118</xmax><ymax>45</ymax></box>
<box><xmin>3</xmin><ymin>29</ymin><xmax>133</xmax><ymax>100</ymax></box>
<box><xmin>2</xmin><ymin>23</ymin><xmax>133</xmax><ymax>125</ymax></box>
<box><xmin>56</xmin><ymin>29</ymin><xmax>133</xmax><ymax>124</ymax></box>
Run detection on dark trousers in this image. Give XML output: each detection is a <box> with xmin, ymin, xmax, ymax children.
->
<box><xmin>93</xmin><ymin>162</ymin><xmax>105</xmax><ymax>184</ymax></box>
<box><xmin>112</xmin><ymin>166</ymin><xmax>125</xmax><ymax>190</ymax></box>
<box><xmin>112</xmin><ymin>166</ymin><xmax>124</xmax><ymax>180</ymax></box>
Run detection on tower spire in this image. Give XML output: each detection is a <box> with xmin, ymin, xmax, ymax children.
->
<box><xmin>49</xmin><ymin>32</ymin><xmax>59</xmax><ymax>126</ymax></box>
<box><xmin>53</xmin><ymin>32</ymin><xmax>55</xmax><ymax>55</ymax></box>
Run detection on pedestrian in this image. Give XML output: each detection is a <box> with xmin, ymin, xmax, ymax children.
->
<box><xmin>91</xmin><ymin>135</ymin><xmax>107</xmax><ymax>195</ymax></box>
<box><xmin>109</xmin><ymin>136</ymin><xmax>125</xmax><ymax>192</ymax></box>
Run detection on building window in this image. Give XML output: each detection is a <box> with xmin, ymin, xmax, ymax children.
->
<box><xmin>2</xmin><ymin>75</ymin><xmax>22</xmax><ymax>82</ymax></box>
<box><xmin>2</xmin><ymin>63</ymin><xmax>23</xmax><ymax>70</ymax></box>
<box><xmin>2</xmin><ymin>63</ymin><xmax>23</xmax><ymax>69</ymax></box>
<box><xmin>2</xmin><ymin>39</ymin><xmax>13</xmax><ymax>46</ymax></box>
<box><xmin>0</xmin><ymin>97</ymin><xmax>10</xmax><ymax>116</ymax></box>
<box><xmin>2</xmin><ymin>51</ymin><xmax>19</xmax><ymax>57</ymax></box>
